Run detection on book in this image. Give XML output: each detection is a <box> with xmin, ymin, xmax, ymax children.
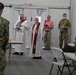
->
<box><xmin>16</xmin><ymin>23</ymin><xmax>22</xmax><ymax>27</ymax></box>
<box><xmin>44</xmin><ymin>24</ymin><xmax>48</xmax><ymax>26</ymax></box>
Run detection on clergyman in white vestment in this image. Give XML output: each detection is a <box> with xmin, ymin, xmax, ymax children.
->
<box><xmin>30</xmin><ymin>18</ymin><xmax>42</xmax><ymax>59</ymax></box>
<box><xmin>13</xmin><ymin>14</ymin><xmax>28</xmax><ymax>55</ymax></box>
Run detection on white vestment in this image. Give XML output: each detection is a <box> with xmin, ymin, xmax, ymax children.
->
<box><xmin>25</xmin><ymin>27</ymin><xmax>31</xmax><ymax>48</ymax></box>
<box><xmin>14</xmin><ymin>19</ymin><xmax>28</xmax><ymax>53</ymax></box>
<box><xmin>30</xmin><ymin>23</ymin><xmax>42</xmax><ymax>57</ymax></box>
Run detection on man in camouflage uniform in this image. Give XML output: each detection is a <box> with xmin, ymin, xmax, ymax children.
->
<box><xmin>58</xmin><ymin>13</ymin><xmax>71</xmax><ymax>49</ymax></box>
<box><xmin>0</xmin><ymin>2</ymin><xmax>9</xmax><ymax>75</ymax></box>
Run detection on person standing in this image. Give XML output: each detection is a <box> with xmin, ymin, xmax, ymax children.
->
<box><xmin>0</xmin><ymin>2</ymin><xmax>9</xmax><ymax>75</ymax></box>
<box><xmin>30</xmin><ymin>18</ymin><xmax>42</xmax><ymax>59</ymax></box>
<box><xmin>58</xmin><ymin>13</ymin><xmax>71</xmax><ymax>49</ymax></box>
<box><xmin>43</xmin><ymin>15</ymin><xmax>54</xmax><ymax>50</ymax></box>
<box><xmin>13</xmin><ymin>14</ymin><xmax>28</xmax><ymax>55</ymax></box>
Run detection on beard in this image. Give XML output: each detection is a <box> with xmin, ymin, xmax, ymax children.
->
<box><xmin>34</xmin><ymin>21</ymin><xmax>38</xmax><ymax>24</ymax></box>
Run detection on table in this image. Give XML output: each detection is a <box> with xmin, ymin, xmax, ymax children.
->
<box><xmin>64</xmin><ymin>52</ymin><xmax>76</xmax><ymax>74</ymax></box>
<box><xmin>64</xmin><ymin>43</ymin><xmax>76</xmax><ymax>61</ymax></box>
<box><xmin>8</xmin><ymin>40</ymin><xmax>23</xmax><ymax>62</ymax></box>
<box><xmin>68</xmin><ymin>43</ymin><xmax>75</xmax><ymax>47</ymax></box>
<box><xmin>64</xmin><ymin>53</ymin><xmax>76</xmax><ymax>61</ymax></box>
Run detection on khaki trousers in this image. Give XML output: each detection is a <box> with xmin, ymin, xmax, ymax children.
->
<box><xmin>43</xmin><ymin>30</ymin><xmax>51</xmax><ymax>49</ymax></box>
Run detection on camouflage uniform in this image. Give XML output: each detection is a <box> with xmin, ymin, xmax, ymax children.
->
<box><xmin>0</xmin><ymin>17</ymin><xmax>9</xmax><ymax>75</ymax></box>
<box><xmin>58</xmin><ymin>18</ymin><xmax>71</xmax><ymax>48</ymax></box>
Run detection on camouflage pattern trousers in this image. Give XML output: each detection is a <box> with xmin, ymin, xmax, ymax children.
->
<box><xmin>0</xmin><ymin>49</ymin><xmax>6</xmax><ymax>75</ymax></box>
<box><xmin>59</xmin><ymin>31</ymin><xmax>68</xmax><ymax>48</ymax></box>
<box><xmin>43</xmin><ymin>30</ymin><xmax>51</xmax><ymax>49</ymax></box>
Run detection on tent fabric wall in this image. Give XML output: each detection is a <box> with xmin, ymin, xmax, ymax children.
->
<box><xmin>1</xmin><ymin>0</ymin><xmax>71</xmax><ymax>47</ymax></box>
<box><xmin>12</xmin><ymin>8</ymin><xmax>47</xmax><ymax>48</ymax></box>
<box><xmin>1</xmin><ymin>7</ymin><xmax>70</xmax><ymax>48</ymax></box>
<box><xmin>2</xmin><ymin>7</ymin><xmax>13</xmax><ymax>39</ymax></box>
<box><xmin>49</xmin><ymin>9</ymin><xmax>69</xmax><ymax>47</ymax></box>
<box><xmin>71</xmin><ymin>0</ymin><xmax>76</xmax><ymax>43</ymax></box>
<box><xmin>12</xmin><ymin>8</ymin><xmax>70</xmax><ymax>48</ymax></box>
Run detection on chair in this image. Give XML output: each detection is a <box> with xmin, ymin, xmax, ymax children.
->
<box><xmin>49</xmin><ymin>47</ymin><xmax>72</xmax><ymax>75</ymax></box>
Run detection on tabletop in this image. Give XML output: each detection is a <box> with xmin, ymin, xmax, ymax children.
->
<box><xmin>8</xmin><ymin>40</ymin><xmax>23</xmax><ymax>44</ymax></box>
<box><xmin>64</xmin><ymin>52</ymin><xmax>76</xmax><ymax>61</ymax></box>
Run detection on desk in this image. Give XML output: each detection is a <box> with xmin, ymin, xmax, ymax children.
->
<box><xmin>8</xmin><ymin>40</ymin><xmax>23</xmax><ymax>62</ymax></box>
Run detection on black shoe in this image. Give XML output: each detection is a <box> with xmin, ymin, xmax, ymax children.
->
<box><xmin>20</xmin><ymin>52</ymin><xmax>24</xmax><ymax>55</ymax></box>
<box><xmin>46</xmin><ymin>48</ymin><xmax>51</xmax><ymax>50</ymax></box>
<box><xmin>12</xmin><ymin>52</ymin><xmax>19</xmax><ymax>55</ymax></box>
<box><xmin>43</xmin><ymin>48</ymin><xmax>47</xmax><ymax>50</ymax></box>
<box><xmin>43</xmin><ymin>48</ymin><xmax>51</xmax><ymax>50</ymax></box>
<box><xmin>32</xmin><ymin>57</ymin><xmax>42</xmax><ymax>59</ymax></box>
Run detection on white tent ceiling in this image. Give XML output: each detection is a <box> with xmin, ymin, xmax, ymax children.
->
<box><xmin>1</xmin><ymin>0</ymin><xmax>70</xmax><ymax>6</ymax></box>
